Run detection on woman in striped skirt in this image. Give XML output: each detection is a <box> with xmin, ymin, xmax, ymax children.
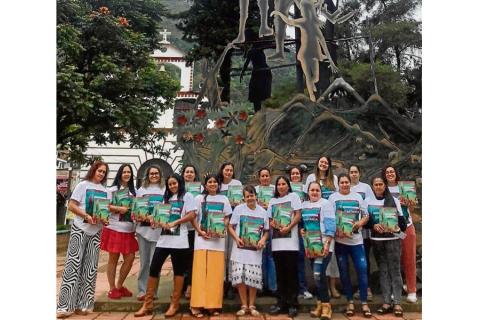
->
<box><xmin>57</xmin><ymin>161</ymin><xmax>109</xmax><ymax>318</ymax></box>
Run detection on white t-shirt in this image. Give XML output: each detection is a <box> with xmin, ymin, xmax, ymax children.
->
<box><xmin>388</xmin><ymin>185</ymin><xmax>413</xmax><ymax>226</ymax></box>
<box><xmin>328</xmin><ymin>191</ymin><xmax>367</xmax><ymax>246</ymax></box>
<box><xmin>194</xmin><ymin>194</ymin><xmax>233</xmax><ymax>251</ymax></box>
<box><xmin>156</xmin><ymin>192</ymin><xmax>197</xmax><ymax>249</ymax></box>
<box><xmin>304</xmin><ymin>173</ymin><xmax>339</xmax><ymax>199</ymax></box>
<box><xmin>365</xmin><ymin>196</ymin><xmax>403</xmax><ymax>241</ymax></box>
<box><xmin>106</xmin><ymin>186</ymin><xmax>135</xmax><ymax>233</ymax></box>
<box><xmin>301</xmin><ymin>199</ymin><xmax>336</xmax><ymax>252</ymax></box>
<box><xmin>70</xmin><ymin>180</ymin><xmax>108</xmax><ymax>236</ymax></box>
<box><xmin>229</xmin><ymin>203</ymin><xmax>269</xmax><ymax>265</ymax></box>
<box><xmin>135</xmin><ymin>185</ymin><xmax>165</xmax><ymax>242</ymax></box>
<box><xmin>351</xmin><ymin>182</ymin><xmax>375</xmax><ymax>239</ymax></box>
<box><xmin>266</xmin><ymin>192</ymin><xmax>302</xmax><ymax>251</ymax></box>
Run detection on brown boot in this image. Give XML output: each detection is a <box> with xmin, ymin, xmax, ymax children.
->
<box><xmin>320</xmin><ymin>303</ymin><xmax>332</xmax><ymax>320</ymax></box>
<box><xmin>310</xmin><ymin>301</ymin><xmax>322</xmax><ymax>317</ymax></box>
<box><xmin>134</xmin><ymin>276</ymin><xmax>159</xmax><ymax>317</ymax></box>
<box><xmin>165</xmin><ymin>276</ymin><xmax>184</xmax><ymax>317</ymax></box>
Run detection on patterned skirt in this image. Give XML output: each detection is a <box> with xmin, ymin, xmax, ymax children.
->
<box><xmin>100</xmin><ymin>227</ymin><xmax>138</xmax><ymax>254</ymax></box>
<box><xmin>229</xmin><ymin>260</ymin><xmax>263</xmax><ymax>289</ymax></box>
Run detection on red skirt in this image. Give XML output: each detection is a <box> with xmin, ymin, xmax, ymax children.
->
<box><xmin>100</xmin><ymin>227</ymin><xmax>139</xmax><ymax>254</ymax></box>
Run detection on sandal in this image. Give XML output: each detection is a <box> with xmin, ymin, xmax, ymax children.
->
<box><xmin>361</xmin><ymin>304</ymin><xmax>372</xmax><ymax>318</ymax></box>
<box><xmin>345</xmin><ymin>303</ymin><xmax>355</xmax><ymax>316</ymax></box>
<box><xmin>377</xmin><ymin>304</ymin><xmax>393</xmax><ymax>314</ymax></box>
<box><xmin>393</xmin><ymin>305</ymin><xmax>403</xmax><ymax>317</ymax></box>
<box><xmin>190</xmin><ymin>308</ymin><xmax>204</xmax><ymax>318</ymax></box>
<box><xmin>236</xmin><ymin>305</ymin><xmax>248</xmax><ymax>316</ymax></box>
<box><xmin>249</xmin><ymin>305</ymin><xmax>260</xmax><ymax>316</ymax></box>
<box><xmin>209</xmin><ymin>309</ymin><xmax>220</xmax><ymax>316</ymax></box>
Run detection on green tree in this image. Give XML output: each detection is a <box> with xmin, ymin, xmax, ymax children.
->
<box><xmin>57</xmin><ymin>0</ymin><xmax>180</xmax><ymax>165</ymax></box>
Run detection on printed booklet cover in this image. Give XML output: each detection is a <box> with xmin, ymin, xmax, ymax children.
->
<box><xmin>227</xmin><ymin>185</ymin><xmax>244</xmax><ymax>206</ymax></box>
<box><xmin>201</xmin><ymin>201</ymin><xmax>225</xmax><ymax>238</ymax></box>
<box><xmin>367</xmin><ymin>205</ymin><xmax>382</xmax><ymax>225</ymax></box>
<box><xmin>93</xmin><ymin>198</ymin><xmax>110</xmax><ymax>224</ymax></box>
<box><xmin>257</xmin><ymin>185</ymin><xmax>274</xmax><ymax>207</ymax></box>
<box><xmin>380</xmin><ymin>207</ymin><xmax>400</xmax><ymax>233</ymax></box>
<box><xmin>131</xmin><ymin>197</ymin><xmax>149</xmax><ymax>222</ymax></box>
<box><xmin>161</xmin><ymin>200</ymin><xmax>183</xmax><ymax>235</ymax></box>
<box><xmin>398</xmin><ymin>181</ymin><xmax>417</xmax><ymax>203</ymax></box>
<box><xmin>303</xmin><ymin>230</ymin><xmax>324</xmax><ymax>258</ymax></box>
<box><xmin>85</xmin><ymin>189</ymin><xmax>108</xmax><ymax>215</ymax></box>
<box><xmin>152</xmin><ymin>203</ymin><xmax>172</xmax><ymax>227</ymax></box>
<box><xmin>238</xmin><ymin>215</ymin><xmax>264</xmax><ymax>250</ymax></box>
<box><xmin>112</xmin><ymin>188</ymin><xmax>132</xmax><ymax>222</ymax></box>
<box><xmin>272</xmin><ymin>203</ymin><xmax>292</xmax><ymax>239</ymax></box>
<box><xmin>186</xmin><ymin>182</ymin><xmax>202</xmax><ymax>197</ymax></box>
<box><xmin>291</xmin><ymin>182</ymin><xmax>305</xmax><ymax>201</ymax></box>
<box><xmin>335</xmin><ymin>200</ymin><xmax>360</xmax><ymax>238</ymax></box>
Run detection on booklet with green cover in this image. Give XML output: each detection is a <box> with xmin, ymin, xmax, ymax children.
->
<box><xmin>112</xmin><ymin>188</ymin><xmax>132</xmax><ymax>222</ymax></box>
<box><xmin>152</xmin><ymin>203</ymin><xmax>172</xmax><ymax>227</ymax></box>
<box><xmin>367</xmin><ymin>205</ymin><xmax>381</xmax><ymax>225</ymax></box>
<box><xmin>272</xmin><ymin>203</ymin><xmax>292</xmax><ymax>239</ymax></box>
<box><xmin>186</xmin><ymin>182</ymin><xmax>202</xmax><ymax>197</ymax></box>
<box><xmin>398</xmin><ymin>181</ymin><xmax>417</xmax><ymax>204</ymax></box>
<box><xmin>162</xmin><ymin>200</ymin><xmax>183</xmax><ymax>235</ymax></box>
<box><xmin>85</xmin><ymin>189</ymin><xmax>108</xmax><ymax>216</ymax></box>
<box><xmin>238</xmin><ymin>215</ymin><xmax>264</xmax><ymax>251</ymax></box>
<box><xmin>201</xmin><ymin>201</ymin><xmax>225</xmax><ymax>238</ymax></box>
<box><xmin>301</xmin><ymin>207</ymin><xmax>321</xmax><ymax>232</ymax></box>
<box><xmin>380</xmin><ymin>207</ymin><xmax>400</xmax><ymax>233</ymax></box>
<box><xmin>303</xmin><ymin>230</ymin><xmax>324</xmax><ymax>258</ymax></box>
<box><xmin>131</xmin><ymin>197</ymin><xmax>150</xmax><ymax>222</ymax></box>
<box><xmin>335</xmin><ymin>200</ymin><xmax>360</xmax><ymax>238</ymax></box>
<box><xmin>227</xmin><ymin>185</ymin><xmax>243</xmax><ymax>207</ymax></box>
<box><xmin>291</xmin><ymin>182</ymin><xmax>306</xmax><ymax>201</ymax></box>
<box><xmin>93</xmin><ymin>198</ymin><xmax>110</xmax><ymax>224</ymax></box>
<box><xmin>257</xmin><ymin>185</ymin><xmax>274</xmax><ymax>207</ymax></box>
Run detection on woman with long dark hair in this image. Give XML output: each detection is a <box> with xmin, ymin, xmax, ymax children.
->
<box><xmin>382</xmin><ymin>165</ymin><xmax>418</xmax><ymax>304</ymax></box>
<box><xmin>365</xmin><ymin>176</ymin><xmax>407</xmax><ymax>317</ymax></box>
<box><xmin>267</xmin><ymin>176</ymin><xmax>302</xmax><ymax>318</ymax></box>
<box><xmin>135</xmin><ymin>174</ymin><xmax>196</xmax><ymax>317</ymax></box>
<box><xmin>57</xmin><ymin>161</ymin><xmax>109</xmax><ymax>318</ymax></box>
<box><xmin>101</xmin><ymin>164</ymin><xmax>138</xmax><ymax>300</ymax></box>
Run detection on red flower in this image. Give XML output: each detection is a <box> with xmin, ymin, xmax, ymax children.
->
<box><xmin>177</xmin><ymin>115</ymin><xmax>188</xmax><ymax>126</ymax></box>
<box><xmin>193</xmin><ymin>133</ymin><xmax>205</xmax><ymax>143</ymax></box>
<box><xmin>195</xmin><ymin>109</ymin><xmax>207</xmax><ymax>119</ymax></box>
<box><xmin>215</xmin><ymin>118</ymin><xmax>225</xmax><ymax>129</ymax></box>
<box><xmin>235</xmin><ymin>135</ymin><xmax>244</xmax><ymax>145</ymax></box>
<box><xmin>118</xmin><ymin>17</ymin><xmax>129</xmax><ymax>26</ymax></box>
<box><xmin>238</xmin><ymin>111</ymin><xmax>248</xmax><ymax>121</ymax></box>
<box><xmin>99</xmin><ymin>6</ymin><xmax>110</xmax><ymax>15</ymax></box>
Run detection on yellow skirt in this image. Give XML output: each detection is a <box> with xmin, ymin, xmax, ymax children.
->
<box><xmin>190</xmin><ymin>249</ymin><xmax>225</xmax><ymax>309</ymax></box>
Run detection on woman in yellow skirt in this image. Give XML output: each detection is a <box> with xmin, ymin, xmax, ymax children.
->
<box><xmin>190</xmin><ymin>174</ymin><xmax>233</xmax><ymax>317</ymax></box>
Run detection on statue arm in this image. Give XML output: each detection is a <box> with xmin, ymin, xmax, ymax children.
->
<box><xmin>271</xmin><ymin>10</ymin><xmax>297</xmax><ymax>27</ymax></box>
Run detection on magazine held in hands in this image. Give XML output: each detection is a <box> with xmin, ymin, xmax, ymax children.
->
<box><xmin>201</xmin><ymin>201</ymin><xmax>226</xmax><ymax>238</ymax></box>
<box><xmin>301</xmin><ymin>207</ymin><xmax>324</xmax><ymax>258</ymax></box>
<box><xmin>238</xmin><ymin>215</ymin><xmax>264</xmax><ymax>250</ymax></box>
<box><xmin>93</xmin><ymin>198</ymin><xmax>110</xmax><ymax>225</ymax></box>
<box><xmin>112</xmin><ymin>188</ymin><xmax>132</xmax><ymax>222</ymax></box>
<box><xmin>257</xmin><ymin>185</ymin><xmax>274</xmax><ymax>207</ymax></box>
<box><xmin>271</xmin><ymin>203</ymin><xmax>292</xmax><ymax>239</ymax></box>
<box><xmin>335</xmin><ymin>200</ymin><xmax>360</xmax><ymax>239</ymax></box>
<box><xmin>130</xmin><ymin>197</ymin><xmax>150</xmax><ymax>222</ymax></box>
<box><xmin>227</xmin><ymin>185</ymin><xmax>244</xmax><ymax>207</ymax></box>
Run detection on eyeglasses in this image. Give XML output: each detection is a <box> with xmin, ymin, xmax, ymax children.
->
<box><xmin>149</xmin><ymin>172</ymin><xmax>160</xmax><ymax>176</ymax></box>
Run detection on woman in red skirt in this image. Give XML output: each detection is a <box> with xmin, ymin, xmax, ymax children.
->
<box><xmin>101</xmin><ymin>164</ymin><xmax>139</xmax><ymax>299</ymax></box>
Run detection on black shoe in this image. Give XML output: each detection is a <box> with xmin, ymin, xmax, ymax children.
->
<box><xmin>269</xmin><ymin>305</ymin><xmax>285</xmax><ymax>315</ymax></box>
<box><xmin>288</xmin><ymin>307</ymin><xmax>298</xmax><ymax>318</ymax></box>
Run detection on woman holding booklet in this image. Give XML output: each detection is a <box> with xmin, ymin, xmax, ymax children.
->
<box><xmin>228</xmin><ymin>185</ymin><xmax>269</xmax><ymax>316</ymax></box>
<box><xmin>267</xmin><ymin>176</ymin><xmax>302</xmax><ymax>318</ymax></box>
<box><xmin>328</xmin><ymin>173</ymin><xmax>371</xmax><ymax>318</ymax></box>
<box><xmin>305</xmin><ymin>155</ymin><xmax>341</xmax><ymax>299</ymax></box>
<box><xmin>300</xmin><ymin>181</ymin><xmax>336</xmax><ymax>320</ymax></box>
<box><xmin>289</xmin><ymin>165</ymin><xmax>313</xmax><ymax>300</ymax></box>
<box><xmin>57</xmin><ymin>161</ymin><xmax>109</xmax><ymax>318</ymax></box>
<box><xmin>365</xmin><ymin>176</ymin><xmax>407</xmax><ymax>317</ymax></box>
<box><xmin>135</xmin><ymin>174</ymin><xmax>196</xmax><ymax>317</ymax></box>
<box><xmin>189</xmin><ymin>174</ymin><xmax>233</xmax><ymax>317</ymax></box>
<box><xmin>101</xmin><ymin>164</ymin><xmax>138</xmax><ymax>300</ymax></box>
<box><xmin>182</xmin><ymin>164</ymin><xmax>203</xmax><ymax>299</ymax></box>
<box><xmin>382</xmin><ymin>165</ymin><xmax>418</xmax><ymax>304</ymax></box>
<box><xmin>255</xmin><ymin>167</ymin><xmax>277</xmax><ymax>297</ymax></box>
<box><xmin>134</xmin><ymin>165</ymin><xmax>165</xmax><ymax>301</ymax></box>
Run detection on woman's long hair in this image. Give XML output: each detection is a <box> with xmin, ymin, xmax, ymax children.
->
<box><xmin>84</xmin><ymin>160</ymin><xmax>109</xmax><ymax>185</ymax></box>
<box><xmin>273</xmin><ymin>176</ymin><xmax>292</xmax><ymax>198</ymax></box>
<box><xmin>202</xmin><ymin>173</ymin><xmax>220</xmax><ymax>202</ymax></box>
<box><xmin>164</xmin><ymin>173</ymin><xmax>186</xmax><ymax>203</ymax></box>
<box><xmin>381</xmin><ymin>165</ymin><xmax>401</xmax><ymax>185</ymax></box>
<box><xmin>142</xmin><ymin>165</ymin><xmax>164</xmax><ymax>188</ymax></box>
<box><xmin>111</xmin><ymin>164</ymin><xmax>136</xmax><ymax>196</ymax></box>
<box><xmin>315</xmin><ymin>155</ymin><xmax>335</xmax><ymax>190</ymax></box>
<box><xmin>371</xmin><ymin>176</ymin><xmax>397</xmax><ymax>208</ymax></box>
<box><xmin>217</xmin><ymin>162</ymin><xmax>235</xmax><ymax>185</ymax></box>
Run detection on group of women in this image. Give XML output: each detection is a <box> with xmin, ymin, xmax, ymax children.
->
<box><xmin>57</xmin><ymin>156</ymin><xmax>418</xmax><ymax>320</ymax></box>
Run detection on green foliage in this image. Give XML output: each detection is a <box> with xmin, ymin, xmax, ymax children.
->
<box><xmin>57</xmin><ymin>0</ymin><xmax>180</xmax><ymax>165</ymax></box>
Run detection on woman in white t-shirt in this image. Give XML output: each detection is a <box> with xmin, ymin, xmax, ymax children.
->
<box><xmin>135</xmin><ymin>174</ymin><xmax>196</xmax><ymax>317</ymax></box>
<box><xmin>365</xmin><ymin>176</ymin><xmax>407</xmax><ymax>317</ymax></box>
<box><xmin>329</xmin><ymin>173</ymin><xmax>371</xmax><ymax>317</ymax></box>
<box><xmin>301</xmin><ymin>181</ymin><xmax>336</xmax><ymax>320</ymax></box>
<box><xmin>267</xmin><ymin>176</ymin><xmax>302</xmax><ymax>318</ymax></box>
<box><xmin>228</xmin><ymin>185</ymin><xmax>269</xmax><ymax>316</ymax></box>
<box><xmin>182</xmin><ymin>164</ymin><xmax>203</xmax><ymax>299</ymax></box>
<box><xmin>135</xmin><ymin>165</ymin><xmax>165</xmax><ymax>301</ymax></box>
<box><xmin>57</xmin><ymin>161</ymin><xmax>109</xmax><ymax>318</ymax></box>
<box><xmin>304</xmin><ymin>155</ymin><xmax>340</xmax><ymax>298</ymax></box>
<box><xmin>349</xmin><ymin>164</ymin><xmax>375</xmax><ymax>301</ymax></box>
<box><xmin>190</xmin><ymin>174</ymin><xmax>233</xmax><ymax>317</ymax></box>
<box><xmin>382</xmin><ymin>165</ymin><xmax>418</xmax><ymax>304</ymax></box>
<box><xmin>100</xmin><ymin>164</ymin><xmax>139</xmax><ymax>300</ymax></box>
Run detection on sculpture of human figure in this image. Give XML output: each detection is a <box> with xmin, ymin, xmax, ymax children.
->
<box><xmin>315</xmin><ymin>0</ymin><xmax>356</xmax><ymax>25</ymax></box>
<box><xmin>268</xmin><ymin>0</ymin><xmax>294</xmax><ymax>61</ymax></box>
<box><xmin>271</xmin><ymin>0</ymin><xmax>339</xmax><ymax>101</ymax></box>
<box><xmin>234</xmin><ymin>0</ymin><xmax>273</xmax><ymax>43</ymax></box>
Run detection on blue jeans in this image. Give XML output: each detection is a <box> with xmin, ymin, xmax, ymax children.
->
<box><xmin>298</xmin><ymin>236</ymin><xmax>307</xmax><ymax>293</ymax></box>
<box><xmin>310</xmin><ymin>253</ymin><xmax>332</xmax><ymax>302</ymax></box>
<box><xmin>262</xmin><ymin>231</ymin><xmax>277</xmax><ymax>292</ymax></box>
<box><xmin>335</xmin><ymin>242</ymin><xmax>369</xmax><ymax>303</ymax></box>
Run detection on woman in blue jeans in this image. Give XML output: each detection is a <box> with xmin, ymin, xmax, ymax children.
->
<box><xmin>301</xmin><ymin>181</ymin><xmax>336</xmax><ymax>320</ymax></box>
<box><xmin>328</xmin><ymin>173</ymin><xmax>371</xmax><ymax>318</ymax></box>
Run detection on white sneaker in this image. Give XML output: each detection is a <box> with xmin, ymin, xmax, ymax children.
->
<box><xmin>303</xmin><ymin>290</ymin><xmax>313</xmax><ymax>299</ymax></box>
<box><xmin>56</xmin><ymin>310</ymin><xmax>73</xmax><ymax>318</ymax></box>
<box><xmin>406</xmin><ymin>293</ymin><xmax>417</xmax><ymax>303</ymax></box>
